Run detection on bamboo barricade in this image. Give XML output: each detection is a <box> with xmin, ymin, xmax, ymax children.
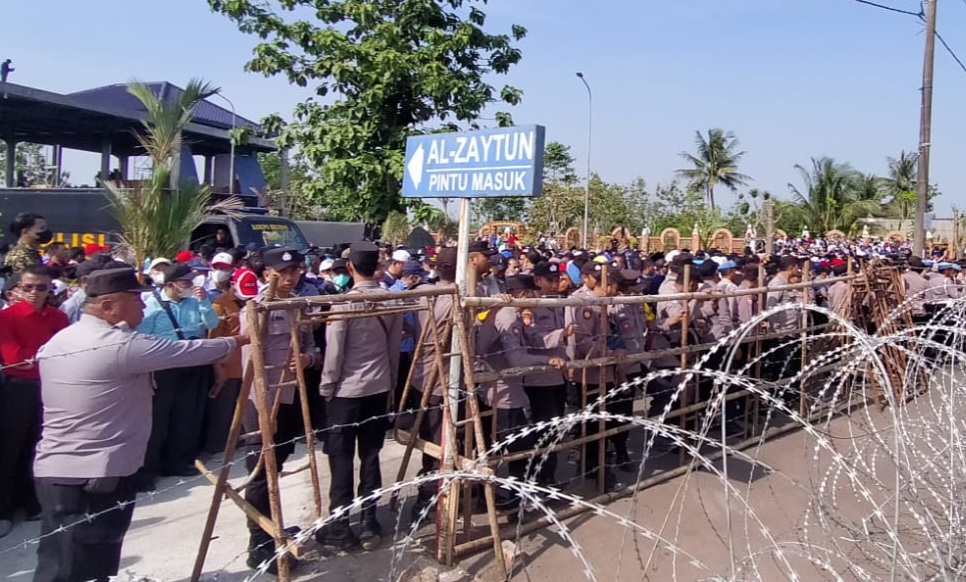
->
<box><xmin>191</xmin><ymin>285</ymin><xmax>472</xmax><ymax>582</ymax></box>
<box><xmin>190</xmin><ymin>266</ymin><xmax>919</xmax><ymax>581</ymax></box>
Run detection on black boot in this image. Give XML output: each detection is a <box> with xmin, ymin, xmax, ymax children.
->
<box><xmin>315</xmin><ymin>517</ymin><xmax>361</xmax><ymax>553</ymax></box>
<box><xmin>359</xmin><ymin>505</ymin><xmax>383</xmax><ymax>551</ymax></box>
<box><xmin>246</xmin><ymin>532</ymin><xmax>300</xmax><ymax>574</ymax></box>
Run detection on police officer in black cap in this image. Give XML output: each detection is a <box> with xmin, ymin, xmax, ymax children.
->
<box><xmin>317</xmin><ymin>242</ymin><xmax>402</xmax><ymax>552</ymax></box>
<box><xmin>240</xmin><ymin>247</ymin><xmax>319</xmax><ymax>573</ymax></box>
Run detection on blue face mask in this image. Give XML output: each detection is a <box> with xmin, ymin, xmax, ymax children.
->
<box><xmin>333</xmin><ymin>274</ymin><xmax>350</xmax><ymax>289</ymax></box>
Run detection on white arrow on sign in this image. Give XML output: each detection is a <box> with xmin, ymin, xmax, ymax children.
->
<box><xmin>407</xmin><ymin>144</ymin><xmax>425</xmax><ymax>188</ymax></box>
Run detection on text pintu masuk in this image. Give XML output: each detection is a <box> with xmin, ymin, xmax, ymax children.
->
<box><xmin>402</xmin><ymin>125</ymin><xmax>545</xmax><ymax>199</ymax></box>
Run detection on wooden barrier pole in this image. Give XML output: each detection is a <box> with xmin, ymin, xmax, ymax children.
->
<box><xmin>679</xmin><ymin>263</ymin><xmax>691</xmax><ymax>462</ymax></box>
<box><xmin>247</xmin><ymin>302</ymin><xmax>291</xmax><ymax>581</ymax></box>
<box><xmin>597</xmin><ymin>266</ymin><xmax>608</xmax><ymax>493</ymax></box>
<box><xmin>290</xmin><ymin>308</ymin><xmax>322</xmax><ymax>518</ymax></box>
<box><xmin>191</xmin><ymin>361</ymin><xmax>254</xmax><ymax>582</ymax></box>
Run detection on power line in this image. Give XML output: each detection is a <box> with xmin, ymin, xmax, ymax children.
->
<box><xmin>936</xmin><ymin>30</ymin><xmax>966</xmax><ymax>74</ymax></box>
<box><xmin>849</xmin><ymin>0</ymin><xmax>923</xmax><ymax>17</ymax></box>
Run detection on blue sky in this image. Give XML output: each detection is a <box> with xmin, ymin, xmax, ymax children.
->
<box><xmin>5</xmin><ymin>0</ymin><xmax>966</xmax><ymax>215</ymax></box>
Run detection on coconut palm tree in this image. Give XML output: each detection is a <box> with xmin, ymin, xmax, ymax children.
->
<box><xmin>881</xmin><ymin>150</ymin><xmax>919</xmax><ymax>231</ymax></box>
<box><xmin>677</xmin><ymin>128</ymin><xmax>751</xmax><ymax>211</ymax></box>
<box><xmin>104</xmin><ymin>79</ymin><xmax>242</xmax><ymax>274</ymax></box>
<box><xmin>787</xmin><ymin>157</ymin><xmax>882</xmax><ymax>235</ymax></box>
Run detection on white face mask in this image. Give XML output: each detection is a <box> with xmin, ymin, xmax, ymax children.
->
<box><xmin>179</xmin><ymin>286</ymin><xmax>195</xmax><ymax>299</ymax></box>
<box><xmin>192</xmin><ymin>275</ymin><xmax>207</xmax><ymax>288</ymax></box>
<box><xmin>150</xmin><ymin>272</ymin><xmax>165</xmax><ymax>285</ymax></box>
<box><xmin>211</xmin><ymin>269</ymin><xmax>231</xmax><ymax>283</ymax></box>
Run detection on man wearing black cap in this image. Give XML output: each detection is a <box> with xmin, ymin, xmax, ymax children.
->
<box><xmin>58</xmin><ymin>260</ymin><xmax>104</xmax><ymax>324</ymax></box>
<box><xmin>479</xmin><ymin>274</ymin><xmax>566</xmax><ymax>502</ymax></box>
<box><xmin>408</xmin><ymin>247</ymin><xmax>457</xmax><ymax>521</ymax></box>
<box><xmin>318</xmin><ymin>242</ymin><xmax>402</xmax><ymax>552</ymax></box>
<box><xmin>137</xmin><ymin>262</ymin><xmax>221</xmax><ymax>488</ymax></box>
<box><xmin>522</xmin><ymin>262</ymin><xmax>573</xmax><ymax>485</ymax></box>
<box><xmin>565</xmin><ymin>261</ymin><xmax>622</xmax><ymax>491</ymax></box>
<box><xmin>469</xmin><ymin>240</ymin><xmax>501</xmax><ymax>296</ymax></box>
<box><xmin>32</xmin><ymin>268</ymin><xmax>247</xmax><ymax>582</ymax></box>
<box><xmin>239</xmin><ymin>247</ymin><xmax>319</xmax><ymax>572</ymax></box>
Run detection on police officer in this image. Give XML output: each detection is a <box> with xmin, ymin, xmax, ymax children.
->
<box><xmin>318</xmin><ymin>242</ymin><xmax>403</xmax><ymax>552</ymax></box>
<box><xmin>483</xmin><ymin>274</ymin><xmax>566</xmax><ymax>505</ymax></box>
<box><xmin>608</xmin><ymin>269</ymin><xmax>648</xmax><ymax>470</ymax></box>
<box><xmin>566</xmin><ymin>261</ymin><xmax>622</xmax><ymax>490</ymax></box>
<box><xmin>522</xmin><ymin>262</ymin><xmax>574</xmax><ymax>486</ymax></box>
<box><xmin>240</xmin><ymin>247</ymin><xmax>318</xmax><ymax>572</ymax></box>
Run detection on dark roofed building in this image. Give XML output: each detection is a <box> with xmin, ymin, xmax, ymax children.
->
<box><xmin>0</xmin><ymin>81</ymin><xmax>274</xmax><ymax>197</ymax></box>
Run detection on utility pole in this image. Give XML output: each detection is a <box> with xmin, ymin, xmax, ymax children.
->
<box><xmin>914</xmin><ymin>0</ymin><xmax>937</xmax><ymax>257</ymax></box>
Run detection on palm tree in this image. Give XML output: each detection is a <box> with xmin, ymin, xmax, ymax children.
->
<box><xmin>881</xmin><ymin>150</ymin><xmax>919</xmax><ymax>231</ymax></box>
<box><xmin>787</xmin><ymin>157</ymin><xmax>882</xmax><ymax>235</ymax></box>
<box><xmin>677</xmin><ymin>128</ymin><xmax>751</xmax><ymax>210</ymax></box>
<box><xmin>104</xmin><ymin>79</ymin><xmax>242</xmax><ymax>274</ymax></box>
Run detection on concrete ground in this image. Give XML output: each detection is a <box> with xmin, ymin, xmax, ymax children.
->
<box><xmin>0</xmin><ymin>386</ymin><xmax>947</xmax><ymax>582</ymax></box>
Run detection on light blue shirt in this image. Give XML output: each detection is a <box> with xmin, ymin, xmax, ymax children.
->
<box><xmin>59</xmin><ymin>288</ymin><xmax>87</xmax><ymax>324</ymax></box>
<box><xmin>137</xmin><ymin>290</ymin><xmax>219</xmax><ymax>340</ymax></box>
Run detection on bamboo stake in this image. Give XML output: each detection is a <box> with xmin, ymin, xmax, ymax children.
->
<box><xmin>290</xmin><ymin>308</ymin><xmax>322</xmax><ymax>517</ymax></box>
<box><xmin>191</xmin><ymin>361</ymin><xmax>254</xmax><ymax>582</ymax></box>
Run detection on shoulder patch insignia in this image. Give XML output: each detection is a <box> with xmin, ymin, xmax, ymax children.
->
<box><xmin>583</xmin><ymin>308</ymin><xmax>593</xmax><ymax>320</ymax></box>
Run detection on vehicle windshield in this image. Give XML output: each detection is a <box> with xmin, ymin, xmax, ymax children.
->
<box><xmin>235</xmin><ymin>219</ymin><xmax>309</xmax><ymax>250</ymax></box>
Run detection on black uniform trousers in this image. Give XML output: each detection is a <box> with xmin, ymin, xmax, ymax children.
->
<box><xmin>324</xmin><ymin>393</ymin><xmax>388</xmax><ymax>527</ymax></box>
<box><xmin>523</xmin><ymin>385</ymin><xmax>567</xmax><ymax>484</ymax></box>
<box><xmin>494</xmin><ymin>407</ymin><xmax>534</xmax><ymax>482</ymax></box>
<box><xmin>143</xmin><ymin>365</ymin><xmax>211</xmax><ymax>477</ymax></box>
<box><xmin>33</xmin><ymin>475</ymin><xmax>137</xmax><ymax>582</ymax></box>
<box><xmin>582</xmin><ymin>383</ymin><xmax>614</xmax><ymax>476</ymax></box>
<box><xmin>0</xmin><ymin>376</ymin><xmax>42</xmax><ymax>519</ymax></box>
<box><xmin>202</xmin><ymin>377</ymin><xmax>241</xmax><ymax>455</ymax></box>
<box><xmin>244</xmin><ymin>400</ymin><xmax>303</xmax><ymax>548</ymax></box>
<box><xmin>606</xmin><ymin>376</ymin><xmax>635</xmax><ymax>458</ymax></box>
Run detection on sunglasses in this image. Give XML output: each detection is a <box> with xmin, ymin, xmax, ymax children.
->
<box><xmin>19</xmin><ymin>283</ymin><xmax>49</xmax><ymax>292</ymax></box>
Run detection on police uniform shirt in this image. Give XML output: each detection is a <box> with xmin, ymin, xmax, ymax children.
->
<box><xmin>411</xmin><ymin>282</ymin><xmax>456</xmax><ymax>396</ymax></box>
<box><xmin>711</xmin><ymin>278</ymin><xmax>738</xmax><ymax>340</ymax></box>
<box><xmin>240</xmin><ymin>293</ymin><xmax>316</xmax><ymax>405</ymax></box>
<box><xmin>735</xmin><ymin>280</ymin><xmax>759</xmax><ymax>326</ymax></box>
<box><xmin>520</xmin><ymin>304</ymin><xmax>568</xmax><ymax>387</ymax></box>
<box><xmin>827</xmin><ymin>280</ymin><xmax>851</xmax><ymax>317</ymax></box>
<box><xmin>481</xmin><ymin>307</ymin><xmax>554</xmax><ymax>409</ymax></box>
<box><xmin>321</xmin><ymin>280</ymin><xmax>403</xmax><ymax>399</ymax></box>
<box><xmin>609</xmin><ymin>301</ymin><xmax>646</xmax><ymax>376</ymax></box>
<box><xmin>903</xmin><ymin>270</ymin><xmax>928</xmax><ymax>316</ymax></box>
<box><xmin>765</xmin><ymin>273</ymin><xmax>802</xmax><ymax>332</ymax></box>
<box><xmin>565</xmin><ymin>286</ymin><xmax>614</xmax><ymax>386</ymax></box>
<box><xmin>34</xmin><ymin>315</ymin><xmax>236</xmax><ymax>479</ymax></box>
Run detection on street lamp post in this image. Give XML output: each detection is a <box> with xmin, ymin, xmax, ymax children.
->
<box><xmin>576</xmin><ymin>72</ymin><xmax>592</xmax><ymax>249</ymax></box>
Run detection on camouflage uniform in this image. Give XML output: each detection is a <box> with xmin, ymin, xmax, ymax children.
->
<box><xmin>4</xmin><ymin>240</ymin><xmax>41</xmax><ymax>272</ymax></box>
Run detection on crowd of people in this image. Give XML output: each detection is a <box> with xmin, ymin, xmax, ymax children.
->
<box><xmin>0</xmin><ymin>210</ymin><xmax>963</xmax><ymax>581</ymax></box>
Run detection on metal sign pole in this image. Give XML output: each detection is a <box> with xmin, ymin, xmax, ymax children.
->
<box><xmin>449</xmin><ymin>198</ymin><xmax>471</xmax><ymax>436</ymax></box>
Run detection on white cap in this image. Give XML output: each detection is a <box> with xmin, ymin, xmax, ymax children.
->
<box><xmin>149</xmin><ymin>257</ymin><xmax>171</xmax><ymax>271</ymax></box>
<box><xmin>210</xmin><ymin>252</ymin><xmax>234</xmax><ymax>269</ymax></box>
<box><xmin>665</xmin><ymin>250</ymin><xmax>680</xmax><ymax>262</ymax></box>
<box><xmin>391</xmin><ymin>249</ymin><xmax>411</xmax><ymax>263</ymax></box>
<box><xmin>51</xmin><ymin>279</ymin><xmax>68</xmax><ymax>296</ymax></box>
<box><xmin>320</xmin><ymin>259</ymin><xmax>335</xmax><ymax>272</ymax></box>
<box><xmin>711</xmin><ymin>256</ymin><xmax>726</xmax><ymax>266</ymax></box>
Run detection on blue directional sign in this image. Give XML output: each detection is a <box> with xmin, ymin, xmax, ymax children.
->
<box><xmin>402</xmin><ymin>125</ymin><xmax>545</xmax><ymax>198</ymax></box>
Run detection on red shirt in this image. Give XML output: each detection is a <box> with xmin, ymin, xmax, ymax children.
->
<box><xmin>0</xmin><ymin>301</ymin><xmax>69</xmax><ymax>380</ymax></box>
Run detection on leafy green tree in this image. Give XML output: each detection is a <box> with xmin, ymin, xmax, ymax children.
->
<box><xmin>411</xmin><ymin>203</ymin><xmax>446</xmax><ymax>231</ymax></box>
<box><xmin>0</xmin><ymin>142</ymin><xmax>71</xmax><ymax>187</ymax></box>
<box><xmin>543</xmin><ymin>141</ymin><xmax>577</xmax><ymax>184</ymax></box>
<box><xmin>786</xmin><ymin>157</ymin><xmax>882</xmax><ymax>235</ymax></box>
<box><xmin>676</xmin><ymin>128</ymin><xmax>750</xmax><ymax>211</ymax></box>
<box><xmin>381</xmin><ymin>210</ymin><xmax>411</xmax><ymax>247</ymax></box>
<box><xmin>259</xmin><ymin>151</ymin><xmax>321</xmax><ymax>219</ymax></box>
<box><xmin>472</xmin><ymin>197</ymin><xmax>527</xmax><ymax>223</ymax></box>
<box><xmin>209</xmin><ymin>0</ymin><xmax>527</xmax><ymax>227</ymax></box>
<box><xmin>104</xmin><ymin>79</ymin><xmax>241</xmax><ymax>273</ymax></box>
